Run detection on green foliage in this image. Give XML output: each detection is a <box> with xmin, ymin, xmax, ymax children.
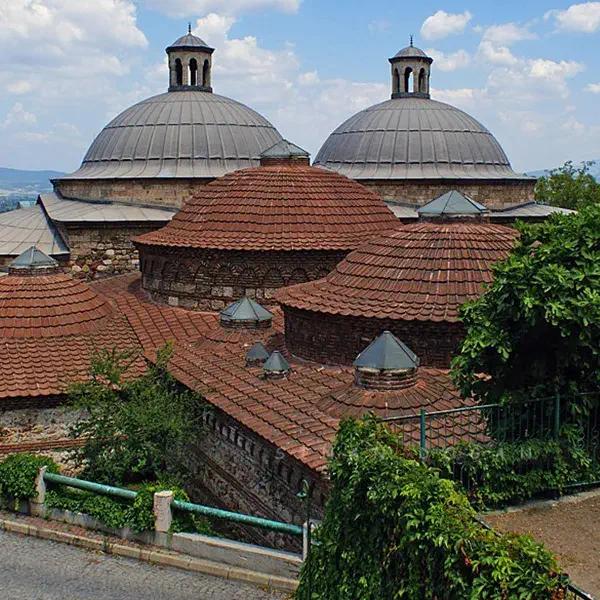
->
<box><xmin>296</xmin><ymin>416</ymin><xmax>568</xmax><ymax>600</ymax></box>
<box><xmin>429</xmin><ymin>426</ymin><xmax>600</xmax><ymax>508</ymax></box>
<box><xmin>535</xmin><ymin>161</ymin><xmax>600</xmax><ymax>210</ymax></box>
<box><xmin>452</xmin><ymin>205</ymin><xmax>600</xmax><ymax>407</ymax></box>
<box><xmin>45</xmin><ymin>481</ymin><xmax>212</xmax><ymax>534</ymax></box>
<box><xmin>68</xmin><ymin>344</ymin><xmax>204</xmax><ymax>485</ymax></box>
<box><xmin>0</xmin><ymin>454</ymin><xmax>58</xmax><ymax>500</ymax></box>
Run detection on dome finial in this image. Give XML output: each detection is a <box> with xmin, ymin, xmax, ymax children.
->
<box><xmin>410</xmin><ymin>34</ymin><xmax>413</xmax><ymax>47</ymax></box>
<box><xmin>188</xmin><ymin>21</ymin><xmax>192</xmax><ymax>34</ymax></box>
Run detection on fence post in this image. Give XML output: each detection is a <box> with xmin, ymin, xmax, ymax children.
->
<box><xmin>554</xmin><ymin>392</ymin><xmax>561</xmax><ymax>438</ymax></box>
<box><xmin>420</xmin><ymin>408</ymin><xmax>427</xmax><ymax>460</ymax></box>
<box><xmin>30</xmin><ymin>466</ymin><xmax>47</xmax><ymax>517</ymax></box>
<box><xmin>153</xmin><ymin>490</ymin><xmax>174</xmax><ymax>533</ymax></box>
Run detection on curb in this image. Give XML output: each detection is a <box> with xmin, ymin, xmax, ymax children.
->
<box><xmin>0</xmin><ymin>517</ymin><xmax>297</xmax><ymax>594</ymax></box>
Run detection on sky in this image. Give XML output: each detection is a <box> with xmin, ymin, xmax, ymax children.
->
<box><xmin>0</xmin><ymin>0</ymin><xmax>599</xmax><ymax>174</ymax></box>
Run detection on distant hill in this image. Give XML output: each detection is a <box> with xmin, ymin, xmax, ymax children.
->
<box><xmin>526</xmin><ymin>159</ymin><xmax>600</xmax><ymax>180</ymax></box>
<box><xmin>0</xmin><ymin>166</ymin><xmax>65</xmax><ymax>212</ymax></box>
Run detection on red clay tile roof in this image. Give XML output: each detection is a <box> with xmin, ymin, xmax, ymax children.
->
<box><xmin>0</xmin><ymin>272</ymin><xmax>112</xmax><ymax>338</ymax></box>
<box><xmin>133</xmin><ymin>164</ymin><xmax>398</xmax><ymax>252</ymax></box>
<box><xmin>276</xmin><ymin>221</ymin><xmax>518</xmax><ymax>322</ymax></box>
<box><xmin>91</xmin><ymin>274</ymin><xmax>216</xmax><ymax>354</ymax></box>
<box><xmin>156</xmin><ymin>318</ymin><xmax>473</xmax><ymax>472</ymax></box>
<box><xmin>0</xmin><ymin>271</ymin><xmax>144</xmax><ymax>399</ymax></box>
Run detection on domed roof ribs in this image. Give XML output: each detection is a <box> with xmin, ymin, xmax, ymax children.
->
<box><xmin>417</xmin><ymin>190</ymin><xmax>488</xmax><ymax>217</ymax></box>
<box><xmin>354</xmin><ymin>331</ymin><xmax>420</xmax><ymax>371</ymax></box>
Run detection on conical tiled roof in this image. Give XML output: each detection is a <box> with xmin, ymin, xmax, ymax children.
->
<box><xmin>354</xmin><ymin>331</ymin><xmax>419</xmax><ymax>370</ymax></box>
<box><xmin>220</xmin><ymin>297</ymin><xmax>273</xmax><ymax>324</ymax></box>
<box><xmin>260</xmin><ymin>139</ymin><xmax>309</xmax><ymax>159</ymax></box>
<box><xmin>276</xmin><ymin>221</ymin><xmax>518</xmax><ymax>322</ymax></box>
<box><xmin>134</xmin><ymin>163</ymin><xmax>398</xmax><ymax>252</ymax></box>
<box><xmin>263</xmin><ymin>350</ymin><xmax>290</xmax><ymax>374</ymax></box>
<box><xmin>9</xmin><ymin>246</ymin><xmax>59</xmax><ymax>270</ymax></box>
<box><xmin>417</xmin><ymin>190</ymin><xmax>487</xmax><ymax>217</ymax></box>
<box><xmin>246</xmin><ymin>341</ymin><xmax>270</xmax><ymax>364</ymax></box>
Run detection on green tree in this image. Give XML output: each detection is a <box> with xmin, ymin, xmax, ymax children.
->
<box><xmin>452</xmin><ymin>205</ymin><xmax>600</xmax><ymax>409</ymax></box>
<box><xmin>68</xmin><ymin>344</ymin><xmax>204</xmax><ymax>485</ymax></box>
<box><xmin>535</xmin><ymin>160</ymin><xmax>600</xmax><ymax>210</ymax></box>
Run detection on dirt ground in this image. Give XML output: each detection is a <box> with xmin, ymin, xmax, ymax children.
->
<box><xmin>485</xmin><ymin>491</ymin><xmax>600</xmax><ymax>597</ymax></box>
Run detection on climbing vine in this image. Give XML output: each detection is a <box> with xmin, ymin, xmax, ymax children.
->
<box><xmin>296</xmin><ymin>416</ymin><xmax>568</xmax><ymax>600</ymax></box>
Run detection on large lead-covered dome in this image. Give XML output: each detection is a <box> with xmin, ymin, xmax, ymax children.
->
<box><xmin>315</xmin><ymin>43</ymin><xmax>526</xmax><ymax>182</ymax></box>
<box><xmin>66</xmin><ymin>91</ymin><xmax>283</xmax><ymax>179</ymax></box>
<box><xmin>314</xmin><ymin>97</ymin><xmax>521</xmax><ymax>180</ymax></box>
<box><xmin>63</xmin><ymin>29</ymin><xmax>282</xmax><ymax>180</ymax></box>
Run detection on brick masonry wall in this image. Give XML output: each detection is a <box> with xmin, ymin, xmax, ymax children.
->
<box><xmin>187</xmin><ymin>407</ymin><xmax>327</xmax><ymax>549</ymax></box>
<box><xmin>361</xmin><ymin>179</ymin><xmax>536</xmax><ymax>209</ymax></box>
<box><xmin>57</xmin><ymin>222</ymin><xmax>165</xmax><ymax>279</ymax></box>
<box><xmin>55</xmin><ymin>178</ymin><xmax>212</xmax><ymax>209</ymax></box>
<box><xmin>283</xmin><ymin>306</ymin><xmax>464</xmax><ymax>369</ymax></box>
<box><xmin>139</xmin><ymin>246</ymin><xmax>347</xmax><ymax>310</ymax></box>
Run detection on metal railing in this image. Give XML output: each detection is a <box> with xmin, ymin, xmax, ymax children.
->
<box><xmin>43</xmin><ymin>471</ymin><xmax>303</xmax><ymax>537</ymax></box>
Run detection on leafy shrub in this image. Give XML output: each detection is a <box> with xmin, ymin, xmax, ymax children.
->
<box><xmin>0</xmin><ymin>454</ymin><xmax>58</xmax><ymax>500</ymax></box>
<box><xmin>429</xmin><ymin>426</ymin><xmax>600</xmax><ymax>508</ymax></box>
<box><xmin>45</xmin><ymin>488</ymin><xmax>130</xmax><ymax>529</ymax></box>
<box><xmin>45</xmin><ymin>481</ymin><xmax>212</xmax><ymax>534</ymax></box>
<box><xmin>296</xmin><ymin>416</ymin><xmax>568</xmax><ymax>600</ymax></box>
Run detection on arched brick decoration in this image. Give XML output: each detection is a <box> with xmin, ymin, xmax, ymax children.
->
<box><xmin>287</xmin><ymin>268</ymin><xmax>308</xmax><ymax>286</ymax></box>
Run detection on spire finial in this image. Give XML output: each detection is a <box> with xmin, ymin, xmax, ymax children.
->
<box><xmin>188</xmin><ymin>21</ymin><xmax>192</xmax><ymax>34</ymax></box>
<box><xmin>410</xmin><ymin>34</ymin><xmax>413</xmax><ymax>47</ymax></box>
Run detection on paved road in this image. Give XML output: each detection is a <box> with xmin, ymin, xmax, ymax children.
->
<box><xmin>0</xmin><ymin>530</ymin><xmax>286</xmax><ymax>600</ymax></box>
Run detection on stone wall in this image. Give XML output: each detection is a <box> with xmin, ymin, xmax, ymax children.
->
<box><xmin>283</xmin><ymin>306</ymin><xmax>464</xmax><ymax>368</ymax></box>
<box><xmin>361</xmin><ymin>178</ymin><xmax>536</xmax><ymax>209</ymax></box>
<box><xmin>139</xmin><ymin>246</ymin><xmax>347</xmax><ymax>310</ymax></box>
<box><xmin>55</xmin><ymin>177</ymin><xmax>212</xmax><ymax>209</ymax></box>
<box><xmin>188</xmin><ymin>407</ymin><xmax>327</xmax><ymax>549</ymax></box>
<box><xmin>56</xmin><ymin>222</ymin><xmax>165</xmax><ymax>279</ymax></box>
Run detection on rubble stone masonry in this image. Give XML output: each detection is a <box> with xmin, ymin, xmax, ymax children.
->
<box><xmin>55</xmin><ymin>178</ymin><xmax>212</xmax><ymax>209</ymax></box>
<box><xmin>362</xmin><ymin>178</ymin><xmax>536</xmax><ymax>209</ymax></box>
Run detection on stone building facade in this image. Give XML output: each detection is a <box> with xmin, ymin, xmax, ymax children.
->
<box><xmin>362</xmin><ymin>178</ymin><xmax>535</xmax><ymax>209</ymax></box>
<box><xmin>54</xmin><ymin>178</ymin><xmax>210</xmax><ymax>210</ymax></box>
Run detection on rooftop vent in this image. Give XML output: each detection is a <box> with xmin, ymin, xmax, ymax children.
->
<box><xmin>354</xmin><ymin>331</ymin><xmax>419</xmax><ymax>390</ymax></box>
<box><xmin>263</xmin><ymin>350</ymin><xmax>290</xmax><ymax>379</ymax></box>
<box><xmin>260</xmin><ymin>139</ymin><xmax>310</xmax><ymax>167</ymax></box>
<box><xmin>418</xmin><ymin>190</ymin><xmax>488</xmax><ymax>219</ymax></box>
<box><xmin>246</xmin><ymin>341</ymin><xmax>270</xmax><ymax>366</ymax></box>
<box><xmin>220</xmin><ymin>297</ymin><xmax>273</xmax><ymax>329</ymax></box>
<box><xmin>9</xmin><ymin>246</ymin><xmax>59</xmax><ymax>275</ymax></box>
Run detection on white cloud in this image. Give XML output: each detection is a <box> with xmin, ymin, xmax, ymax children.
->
<box><xmin>426</xmin><ymin>49</ymin><xmax>471</xmax><ymax>72</ymax></box>
<box><xmin>142</xmin><ymin>0</ymin><xmax>300</xmax><ymax>18</ymax></box>
<box><xmin>188</xmin><ymin>14</ymin><xmax>387</xmax><ymax>156</ymax></box>
<box><xmin>297</xmin><ymin>71</ymin><xmax>319</xmax><ymax>86</ymax></box>
<box><xmin>420</xmin><ymin>10</ymin><xmax>472</xmax><ymax>40</ymax></box>
<box><xmin>476</xmin><ymin>23</ymin><xmax>536</xmax><ymax>66</ymax></box>
<box><xmin>481</xmin><ymin>23</ymin><xmax>536</xmax><ymax>45</ymax></box>
<box><xmin>546</xmin><ymin>2</ymin><xmax>600</xmax><ymax>33</ymax></box>
<box><xmin>528</xmin><ymin>58</ymin><xmax>584</xmax><ymax>84</ymax></box>
<box><xmin>7</xmin><ymin>80</ymin><xmax>34</xmax><ymax>95</ymax></box>
<box><xmin>586</xmin><ymin>82</ymin><xmax>600</xmax><ymax>93</ymax></box>
<box><xmin>2</xmin><ymin>103</ymin><xmax>37</xmax><ymax>128</ymax></box>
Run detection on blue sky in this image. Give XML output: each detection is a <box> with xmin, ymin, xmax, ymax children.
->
<box><xmin>1</xmin><ymin>0</ymin><xmax>599</xmax><ymax>173</ymax></box>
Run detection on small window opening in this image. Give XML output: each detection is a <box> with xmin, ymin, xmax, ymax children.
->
<box><xmin>175</xmin><ymin>58</ymin><xmax>183</xmax><ymax>86</ymax></box>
